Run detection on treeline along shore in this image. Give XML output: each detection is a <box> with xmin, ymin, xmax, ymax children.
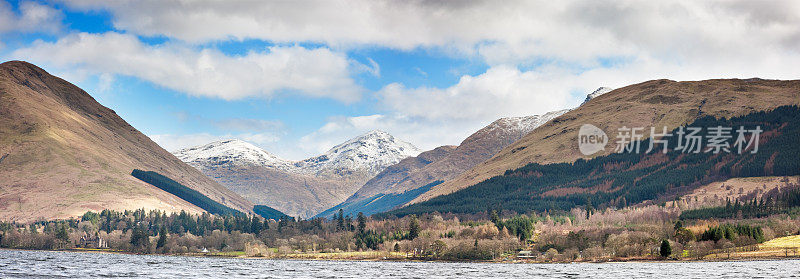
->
<box><xmin>2</xmin><ymin>186</ymin><xmax>800</xmax><ymax>263</ymax></box>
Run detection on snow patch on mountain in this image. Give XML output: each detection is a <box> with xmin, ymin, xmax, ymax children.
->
<box><xmin>491</xmin><ymin>109</ymin><xmax>570</xmax><ymax>136</ymax></box>
<box><xmin>175</xmin><ymin>130</ymin><xmax>421</xmax><ymax>177</ymax></box>
<box><xmin>294</xmin><ymin>130</ymin><xmax>421</xmax><ymax>175</ymax></box>
<box><xmin>583</xmin><ymin>87</ymin><xmax>613</xmax><ymax>104</ymax></box>
<box><xmin>174</xmin><ymin>139</ymin><xmax>291</xmax><ymax>169</ymax></box>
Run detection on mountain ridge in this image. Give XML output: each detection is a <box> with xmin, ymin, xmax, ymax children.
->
<box><xmin>0</xmin><ymin>61</ymin><xmax>253</xmax><ymax>221</ymax></box>
<box><xmin>412</xmin><ymin>78</ymin><xmax>800</xmax><ymax>205</ymax></box>
<box><xmin>315</xmin><ymin>108</ymin><xmax>572</xmax><ymax>218</ymax></box>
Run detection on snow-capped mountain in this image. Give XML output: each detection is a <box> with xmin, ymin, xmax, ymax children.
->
<box><xmin>475</xmin><ymin>110</ymin><xmax>570</xmax><ymax>143</ymax></box>
<box><xmin>295</xmin><ymin>130</ymin><xmax>421</xmax><ymax>176</ymax></box>
<box><xmin>176</xmin><ymin>130</ymin><xmax>420</xmax><ymax>176</ymax></box>
<box><xmin>583</xmin><ymin>87</ymin><xmax>613</xmax><ymax>104</ymax></box>
<box><xmin>172</xmin><ymin>131</ymin><xmax>421</xmax><ymax>218</ymax></box>
<box><xmin>319</xmin><ymin>109</ymin><xmax>569</xmax><ymax>218</ymax></box>
<box><xmin>174</xmin><ymin>139</ymin><xmax>292</xmax><ymax>170</ymax></box>
<box><xmin>317</xmin><ymin>87</ymin><xmax>608</xmax><ymax>218</ymax></box>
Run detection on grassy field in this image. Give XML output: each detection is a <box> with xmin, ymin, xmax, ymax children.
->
<box><xmin>760</xmin><ymin>235</ymin><xmax>800</xmax><ymax>249</ymax></box>
<box><xmin>705</xmin><ymin>235</ymin><xmax>800</xmax><ymax>260</ymax></box>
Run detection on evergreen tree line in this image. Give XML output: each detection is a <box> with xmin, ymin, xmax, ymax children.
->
<box><xmin>131</xmin><ymin>169</ymin><xmax>243</xmax><ymax>216</ymax></box>
<box><xmin>680</xmin><ymin>184</ymin><xmax>800</xmax><ymax>219</ymax></box>
<box><xmin>489</xmin><ymin>210</ymin><xmax>535</xmax><ymax>241</ymax></box>
<box><xmin>84</xmin><ymin>208</ymin><xmax>271</xmax><ymax>236</ymax></box>
<box><xmin>388</xmin><ymin>106</ymin><xmax>800</xmax><ymax>217</ymax></box>
<box><xmin>699</xmin><ymin>223</ymin><xmax>765</xmax><ymax>243</ymax></box>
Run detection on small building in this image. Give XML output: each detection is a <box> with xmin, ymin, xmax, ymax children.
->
<box><xmin>79</xmin><ymin>232</ymin><xmax>107</xmax><ymax>249</ymax></box>
<box><xmin>517</xmin><ymin>250</ymin><xmax>535</xmax><ymax>258</ymax></box>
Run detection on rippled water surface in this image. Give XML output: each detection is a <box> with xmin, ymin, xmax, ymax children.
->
<box><xmin>1</xmin><ymin>249</ymin><xmax>799</xmax><ymax>278</ymax></box>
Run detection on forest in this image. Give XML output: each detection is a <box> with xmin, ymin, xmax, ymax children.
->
<box><xmin>387</xmin><ymin>106</ymin><xmax>800</xmax><ymax>217</ymax></box>
<box><xmin>680</xmin><ymin>182</ymin><xmax>800</xmax><ymax>220</ymax></box>
<box><xmin>2</xmin><ymin>204</ymin><xmax>798</xmax><ymax>262</ymax></box>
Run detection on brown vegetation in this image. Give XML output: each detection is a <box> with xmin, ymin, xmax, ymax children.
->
<box><xmin>0</xmin><ymin>61</ymin><xmax>252</xmax><ymax>221</ymax></box>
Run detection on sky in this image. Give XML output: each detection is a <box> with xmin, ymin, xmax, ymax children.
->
<box><xmin>1</xmin><ymin>0</ymin><xmax>798</xmax><ymax>160</ymax></box>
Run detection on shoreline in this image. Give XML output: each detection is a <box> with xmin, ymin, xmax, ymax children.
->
<box><xmin>3</xmin><ymin>247</ymin><xmax>798</xmax><ymax>264</ymax></box>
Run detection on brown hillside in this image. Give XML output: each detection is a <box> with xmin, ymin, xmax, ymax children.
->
<box><xmin>198</xmin><ymin>164</ymin><xmax>373</xmax><ymax>218</ymax></box>
<box><xmin>0</xmin><ymin>61</ymin><xmax>253</xmax><ymax>221</ymax></box>
<box><xmin>414</xmin><ymin>78</ymin><xmax>800</xmax><ymax>204</ymax></box>
<box><xmin>316</xmin><ymin>110</ymin><xmax>567</xmax><ymax>218</ymax></box>
<box><xmin>346</xmin><ymin>145</ymin><xmax>457</xmax><ymax>202</ymax></box>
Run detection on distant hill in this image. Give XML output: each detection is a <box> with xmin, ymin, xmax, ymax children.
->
<box><xmin>414</xmin><ymin>79</ymin><xmax>800</xmax><ymax>205</ymax></box>
<box><xmin>0</xmin><ymin>61</ymin><xmax>253</xmax><ymax>221</ymax></box>
<box><xmin>175</xmin><ymin>130</ymin><xmax>421</xmax><ymax>218</ymax></box>
<box><xmin>387</xmin><ymin>106</ymin><xmax>800</xmax><ymax>216</ymax></box>
<box><xmin>317</xmin><ymin>109</ymin><xmax>569</xmax><ymax>218</ymax></box>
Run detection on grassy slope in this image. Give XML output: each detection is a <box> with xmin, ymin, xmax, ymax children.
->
<box><xmin>415</xmin><ymin>79</ymin><xmax>800</xmax><ymax>205</ymax></box>
<box><xmin>0</xmin><ymin>61</ymin><xmax>252</xmax><ymax>221</ymax></box>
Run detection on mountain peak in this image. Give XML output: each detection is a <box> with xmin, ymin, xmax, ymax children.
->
<box><xmin>0</xmin><ymin>60</ymin><xmax>45</xmax><ymax>73</ymax></box>
<box><xmin>331</xmin><ymin>129</ymin><xmax>393</xmax><ymax>146</ymax></box>
<box><xmin>176</xmin><ymin>130</ymin><xmax>421</xmax><ymax>178</ymax></box>
<box><xmin>462</xmin><ymin>109</ymin><xmax>570</xmax><ymax>146</ymax></box>
<box><xmin>324</xmin><ymin>130</ymin><xmax>419</xmax><ymax>156</ymax></box>
<box><xmin>583</xmin><ymin>87</ymin><xmax>613</xmax><ymax>104</ymax></box>
<box><xmin>174</xmin><ymin>139</ymin><xmax>290</xmax><ymax>168</ymax></box>
<box><xmin>297</xmin><ymin>131</ymin><xmax>421</xmax><ymax>175</ymax></box>
<box><xmin>363</xmin><ymin>129</ymin><xmax>391</xmax><ymax>137</ymax></box>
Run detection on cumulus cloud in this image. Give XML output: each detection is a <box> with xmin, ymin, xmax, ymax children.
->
<box><xmin>0</xmin><ymin>1</ymin><xmax>63</xmax><ymax>34</ymax></box>
<box><xmin>379</xmin><ymin>65</ymin><xmax>579</xmax><ymax>121</ymax></box>
<box><xmin>58</xmin><ymin>1</ymin><xmax>800</xmax><ymax>63</ymax></box>
<box><xmin>24</xmin><ymin>0</ymin><xmax>800</xmax><ymax>158</ymax></box>
<box><xmin>12</xmin><ymin>32</ymin><xmax>363</xmax><ymax>102</ymax></box>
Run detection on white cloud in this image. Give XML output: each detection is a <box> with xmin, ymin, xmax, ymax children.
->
<box><xmin>11</xmin><ymin>32</ymin><xmax>363</xmax><ymax>102</ymax></box>
<box><xmin>379</xmin><ymin>65</ymin><xmax>579</xmax><ymax>121</ymax></box>
<box><xmin>0</xmin><ymin>1</ymin><xmax>63</xmax><ymax>34</ymax></box>
<box><xmin>58</xmin><ymin>1</ymin><xmax>800</xmax><ymax>64</ymax></box>
<box><xmin>29</xmin><ymin>0</ymin><xmax>800</xmax><ymax>159</ymax></box>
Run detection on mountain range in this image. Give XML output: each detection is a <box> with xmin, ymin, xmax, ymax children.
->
<box><xmin>182</xmin><ymin>87</ymin><xmax>611</xmax><ymax>219</ymax></box>
<box><xmin>174</xmin><ymin>130</ymin><xmax>421</xmax><ymax>217</ymax></box>
<box><xmin>0</xmin><ymin>61</ymin><xmax>253</xmax><ymax>222</ymax></box>
<box><xmin>315</xmin><ymin>109</ymin><xmax>572</xmax><ymax>218</ymax></box>
<box><xmin>4</xmin><ymin>60</ymin><xmax>797</xmax><ymax>222</ymax></box>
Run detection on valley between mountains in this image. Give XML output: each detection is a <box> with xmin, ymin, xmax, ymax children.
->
<box><xmin>2</xmin><ymin>60</ymin><xmax>798</xmax><ymax>223</ymax></box>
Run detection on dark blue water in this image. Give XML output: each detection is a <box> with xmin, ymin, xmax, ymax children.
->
<box><xmin>1</xmin><ymin>249</ymin><xmax>798</xmax><ymax>278</ymax></box>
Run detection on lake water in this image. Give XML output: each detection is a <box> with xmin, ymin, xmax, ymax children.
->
<box><xmin>1</xmin><ymin>249</ymin><xmax>798</xmax><ymax>278</ymax></box>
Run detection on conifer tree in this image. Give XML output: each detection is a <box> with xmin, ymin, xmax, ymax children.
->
<box><xmin>660</xmin><ymin>239</ymin><xmax>672</xmax><ymax>258</ymax></box>
<box><xmin>408</xmin><ymin>215</ymin><xmax>420</xmax><ymax>240</ymax></box>
<box><xmin>357</xmin><ymin>212</ymin><xmax>366</xmax><ymax>235</ymax></box>
<box><xmin>156</xmin><ymin>227</ymin><xmax>167</xmax><ymax>249</ymax></box>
